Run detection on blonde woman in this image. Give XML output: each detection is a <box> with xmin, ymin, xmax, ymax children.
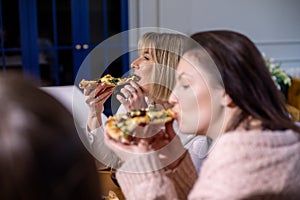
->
<box><xmin>83</xmin><ymin>32</ymin><xmax>211</xmax><ymax>172</ymax></box>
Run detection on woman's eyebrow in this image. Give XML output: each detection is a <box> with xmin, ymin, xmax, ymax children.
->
<box><xmin>138</xmin><ymin>48</ymin><xmax>148</xmax><ymax>56</ymax></box>
<box><xmin>178</xmin><ymin>72</ymin><xmax>192</xmax><ymax>80</ymax></box>
<box><xmin>178</xmin><ymin>73</ymin><xmax>184</xmax><ymax>80</ymax></box>
<box><xmin>142</xmin><ymin>48</ymin><xmax>150</xmax><ymax>54</ymax></box>
<box><xmin>143</xmin><ymin>51</ymin><xmax>150</xmax><ymax>56</ymax></box>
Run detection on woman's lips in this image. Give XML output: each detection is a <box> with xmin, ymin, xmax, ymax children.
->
<box><xmin>133</xmin><ymin>74</ymin><xmax>141</xmax><ymax>82</ymax></box>
<box><xmin>171</xmin><ymin>109</ymin><xmax>179</xmax><ymax>120</ymax></box>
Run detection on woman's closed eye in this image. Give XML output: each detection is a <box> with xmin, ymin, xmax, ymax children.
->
<box><xmin>181</xmin><ymin>84</ymin><xmax>190</xmax><ymax>89</ymax></box>
<box><xmin>141</xmin><ymin>51</ymin><xmax>152</xmax><ymax>61</ymax></box>
<box><xmin>177</xmin><ymin>73</ymin><xmax>191</xmax><ymax>90</ymax></box>
<box><xmin>178</xmin><ymin>81</ymin><xmax>190</xmax><ymax>89</ymax></box>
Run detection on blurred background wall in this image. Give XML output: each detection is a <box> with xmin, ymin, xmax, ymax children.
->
<box><xmin>1</xmin><ymin>0</ymin><xmax>299</xmax><ymax>86</ymax></box>
<box><xmin>0</xmin><ymin>0</ymin><xmax>129</xmax><ymax>86</ymax></box>
<box><xmin>129</xmin><ymin>0</ymin><xmax>300</xmax><ymax>75</ymax></box>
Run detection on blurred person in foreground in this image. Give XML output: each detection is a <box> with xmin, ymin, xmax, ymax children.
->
<box><xmin>0</xmin><ymin>74</ymin><xmax>100</xmax><ymax>200</ymax></box>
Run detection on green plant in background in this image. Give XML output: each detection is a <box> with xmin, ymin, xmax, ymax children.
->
<box><xmin>264</xmin><ymin>55</ymin><xmax>291</xmax><ymax>93</ymax></box>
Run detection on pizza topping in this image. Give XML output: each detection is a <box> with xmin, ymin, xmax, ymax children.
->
<box><xmin>79</xmin><ymin>74</ymin><xmax>139</xmax><ymax>89</ymax></box>
<box><xmin>147</xmin><ymin>109</ymin><xmax>174</xmax><ymax>124</ymax></box>
<box><xmin>105</xmin><ymin>108</ymin><xmax>175</xmax><ymax>143</ymax></box>
<box><xmin>128</xmin><ymin>108</ymin><xmax>147</xmax><ymax>118</ymax></box>
<box><xmin>99</xmin><ymin>74</ymin><xmax>121</xmax><ymax>86</ymax></box>
<box><xmin>104</xmin><ymin>190</ymin><xmax>120</xmax><ymax>200</ymax></box>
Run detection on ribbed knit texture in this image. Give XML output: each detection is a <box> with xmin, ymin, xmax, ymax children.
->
<box><xmin>190</xmin><ymin>129</ymin><xmax>300</xmax><ymax>200</ymax></box>
<box><xmin>116</xmin><ymin>151</ymin><xmax>197</xmax><ymax>200</ymax></box>
<box><xmin>116</xmin><ymin>130</ymin><xmax>300</xmax><ymax>200</ymax></box>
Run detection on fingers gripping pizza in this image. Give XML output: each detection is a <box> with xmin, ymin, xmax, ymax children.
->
<box><xmin>105</xmin><ymin>108</ymin><xmax>175</xmax><ymax>143</ymax></box>
<box><xmin>79</xmin><ymin>74</ymin><xmax>139</xmax><ymax>89</ymax></box>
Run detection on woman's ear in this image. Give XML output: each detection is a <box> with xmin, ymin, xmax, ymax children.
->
<box><xmin>221</xmin><ymin>92</ymin><xmax>235</xmax><ymax>107</ymax></box>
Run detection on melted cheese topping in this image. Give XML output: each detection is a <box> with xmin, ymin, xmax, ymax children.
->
<box><xmin>105</xmin><ymin>109</ymin><xmax>174</xmax><ymax>142</ymax></box>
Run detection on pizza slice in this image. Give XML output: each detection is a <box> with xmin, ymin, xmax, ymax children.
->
<box><xmin>79</xmin><ymin>74</ymin><xmax>139</xmax><ymax>89</ymax></box>
<box><xmin>105</xmin><ymin>108</ymin><xmax>175</xmax><ymax>143</ymax></box>
<box><xmin>104</xmin><ymin>190</ymin><xmax>120</xmax><ymax>200</ymax></box>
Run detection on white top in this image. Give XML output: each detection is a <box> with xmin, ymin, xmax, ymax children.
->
<box><xmin>41</xmin><ymin>86</ymin><xmax>212</xmax><ymax>171</ymax></box>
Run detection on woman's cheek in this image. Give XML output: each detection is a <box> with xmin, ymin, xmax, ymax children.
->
<box><xmin>180</xmin><ymin>89</ymin><xmax>212</xmax><ymax>134</ymax></box>
<box><xmin>180</xmin><ymin>111</ymin><xmax>199</xmax><ymax>133</ymax></box>
<box><xmin>178</xmin><ymin>93</ymin><xmax>201</xmax><ymax>133</ymax></box>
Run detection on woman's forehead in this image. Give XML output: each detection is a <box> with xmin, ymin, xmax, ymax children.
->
<box><xmin>138</xmin><ymin>47</ymin><xmax>153</xmax><ymax>55</ymax></box>
<box><xmin>178</xmin><ymin>53</ymin><xmax>224</xmax><ymax>89</ymax></box>
<box><xmin>178</xmin><ymin>58</ymin><xmax>198</xmax><ymax>72</ymax></box>
<box><xmin>177</xmin><ymin>59</ymin><xmax>209</xmax><ymax>82</ymax></box>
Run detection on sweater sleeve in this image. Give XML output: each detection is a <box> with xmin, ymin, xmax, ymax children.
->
<box><xmin>116</xmin><ymin>151</ymin><xmax>198</xmax><ymax>200</ymax></box>
<box><xmin>188</xmin><ymin>130</ymin><xmax>300</xmax><ymax>199</ymax></box>
<box><xmin>84</xmin><ymin>126</ymin><xmax>120</xmax><ymax>168</ymax></box>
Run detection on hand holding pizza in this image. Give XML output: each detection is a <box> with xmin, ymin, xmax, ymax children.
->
<box><xmin>83</xmin><ymin>82</ymin><xmax>114</xmax><ymax>131</ymax></box>
<box><xmin>104</xmin><ymin>123</ymin><xmax>172</xmax><ymax>162</ymax></box>
<box><xmin>104</xmin><ymin>120</ymin><xmax>186</xmax><ymax>172</ymax></box>
<box><xmin>116</xmin><ymin>81</ymin><xmax>148</xmax><ymax>112</ymax></box>
<box><xmin>84</xmin><ymin>82</ymin><xmax>114</xmax><ymax>105</ymax></box>
<box><xmin>103</xmin><ymin>108</ymin><xmax>186</xmax><ymax>168</ymax></box>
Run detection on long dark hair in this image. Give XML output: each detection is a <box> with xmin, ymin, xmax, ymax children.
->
<box><xmin>191</xmin><ymin>30</ymin><xmax>300</xmax><ymax>133</ymax></box>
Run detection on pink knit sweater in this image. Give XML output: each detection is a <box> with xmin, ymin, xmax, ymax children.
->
<box><xmin>116</xmin><ymin>130</ymin><xmax>300</xmax><ymax>200</ymax></box>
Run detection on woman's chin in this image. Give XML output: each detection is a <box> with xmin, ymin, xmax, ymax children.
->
<box><xmin>178</xmin><ymin>123</ymin><xmax>190</xmax><ymax>134</ymax></box>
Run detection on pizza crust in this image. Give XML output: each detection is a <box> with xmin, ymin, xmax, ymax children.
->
<box><xmin>78</xmin><ymin>79</ymin><xmax>98</xmax><ymax>89</ymax></box>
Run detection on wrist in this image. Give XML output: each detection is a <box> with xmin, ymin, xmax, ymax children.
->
<box><xmin>164</xmin><ymin>150</ymin><xmax>187</xmax><ymax>172</ymax></box>
<box><xmin>87</xmin><ymin>111</ymin><xmax>103</xmax><ymax>131</ymax></box>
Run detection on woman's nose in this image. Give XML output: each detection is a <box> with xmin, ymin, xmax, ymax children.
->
<box><xmin>131</xmin><ymin>58</ymin><xmax>140</xmax><ymax>69</ymax></box>
<box><xmin>168</xmin><ymin>91</ymin><xmax>178</xmax><ymax>105</ymax></box>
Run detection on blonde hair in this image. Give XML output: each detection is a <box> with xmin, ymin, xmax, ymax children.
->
<box><xmin>137</xmin><ymin>32</ymin><xmax>190</xmax><ymax>101</ymax></box>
